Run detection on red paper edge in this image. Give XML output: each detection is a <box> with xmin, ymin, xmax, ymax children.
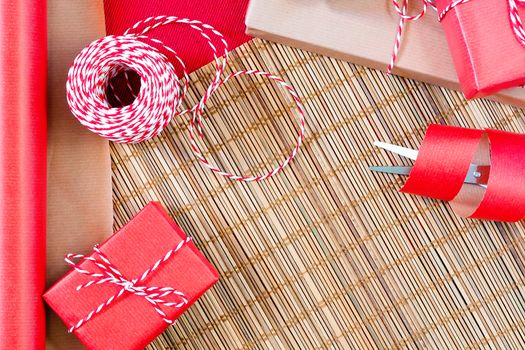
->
<box><xmin>153</xmin><ymin>202</ymin><xmax>220</xmax><ymax>281</ymax></box>
<box><xmin>469</xmin><ymin>129</ymin><xmax>525</xmax><ymax>221</ymax></box>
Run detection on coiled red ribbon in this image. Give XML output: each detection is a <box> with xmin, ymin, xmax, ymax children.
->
<box><xmin>400</xmin><ymin>124</ymin><xmax>525</xmax><ymax>222</ymax></box>
<box><xmin>388</xmin><ymin>0</ymin><xmax>525</xmax><ymax>73</ymax></box>
<box><xmin>67</xmin><ymin>16</ymin><xmax>305</xmax><ymax>182</ymax></box>
<box><xmin>65</xmin><ymin>237</ymin><xmax>192</xmax><ymax>333</ymax></box>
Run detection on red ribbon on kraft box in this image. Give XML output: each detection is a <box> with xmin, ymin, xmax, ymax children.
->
<box><xmin>400</xmin><ymin>124</ymin><xmax>525</xmax><ymax>222</ymax></box>
<box><xmin>44</xmin><ymin>202</ymin><xmax>219</xmax><ymax>350</ymax></box>
<box><xmin>436</xmin><ymin>0</ymin><xmax>525</xmax><ymax>99</ymax></box>
<box><xmin>390</xmin><ymin>0</ymin><xmax>525</xmax><ymax>99</ymax></box>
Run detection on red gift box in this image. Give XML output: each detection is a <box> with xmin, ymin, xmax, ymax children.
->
<box><xmin>437</xmin><ymin>0</ymin><xmax>525</xmax><ymax>98</ymax></box>
<box><xmin>44</xmin><ymin>202</ymin><xmax>219</xmax><ymax>350</ymax></box>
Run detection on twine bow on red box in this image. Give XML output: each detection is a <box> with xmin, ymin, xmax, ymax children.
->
<box><xmin>65</xmin><ymin>237</ymin><xmax>192</xmax><ymax>333</ymax></box>
<box><xmin>388</xmin><ymin>0</ymin><xmax>525</xmax><ymax>74</ymax></box>
<box><xmin>66</xmin><ymin>16</ymin><xmax>305</xmax><ymax>182</ymax></box>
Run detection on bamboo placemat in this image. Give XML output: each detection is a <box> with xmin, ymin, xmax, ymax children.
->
<box><xmin>111</xmin><ymin>39</ymin><xmax>525</xmax><ymax>349</ymax></box>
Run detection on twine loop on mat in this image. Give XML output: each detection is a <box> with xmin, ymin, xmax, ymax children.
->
<box><xmin>64</xmin><ymin>237</ymin><xmax>192</xmax><ymax>333</ymax></box>
<box><xmin>66</xmin><ymin>16</ymin><xmax>306</xmax><ymax>182</ymax></box>
<box><xmin>388</xmin><ymin>0</ymin><xmax>525</xmax><ymax>74</ymax></box>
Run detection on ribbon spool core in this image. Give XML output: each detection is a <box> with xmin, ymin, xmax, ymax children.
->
<box><xmin>107</xmin><ymin>67</ymin><xmax>142</xmax><ymax>108</ymax></box>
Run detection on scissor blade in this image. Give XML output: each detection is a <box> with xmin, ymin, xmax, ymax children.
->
<box><xmin>369</xmin><ymin>165</ymin><xmax>490</xmax><ymax>185</ymax></box>
<box><xmin>373</xmin><ymin>141</ymin><xmax>419</xmax><ymax>161</ymax></box>
<box><xmin>369</xmin><ymin>166</ymin><xmax>412</xmax><ymax>176</ymax></box>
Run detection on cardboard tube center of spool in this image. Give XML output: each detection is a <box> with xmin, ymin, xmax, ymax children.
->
<box><xmin>105</xmin><ymin>67</ymin><xmax>142</xmax><ymax>108</ymax></box>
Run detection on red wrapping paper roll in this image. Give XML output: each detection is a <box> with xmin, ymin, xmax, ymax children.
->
<box><xmin>0</xmin><ymin>0</ymin><xmax>47</xmax><ymax>348</ymax></box>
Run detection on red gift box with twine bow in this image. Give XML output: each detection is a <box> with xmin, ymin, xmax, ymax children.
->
<box><xmin>437</xmin><ymin>0</ymin><xmax>525</xmax><ymax>98</ymax></box>
<box><xmin>44</xmin><ymin>202</ymin><xmax>219</xmax><ymax>350</ymax></box>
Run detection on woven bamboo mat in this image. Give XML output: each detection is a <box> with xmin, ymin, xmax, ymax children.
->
<box><xmin>110</xmin><ymin>39</ymin><xmax>525</xmax><ymax>349</ymax></box>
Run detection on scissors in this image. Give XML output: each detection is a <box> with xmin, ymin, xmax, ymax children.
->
<box><xmin>369</xmin><ymin>141</ymin><xmax>490</xmax><ymax>186</ymax></box>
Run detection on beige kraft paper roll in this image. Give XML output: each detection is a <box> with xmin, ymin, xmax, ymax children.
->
<box><xmin>47</xmin><ymin>0</ymin><xmax>113</xmax><ymax>348</ymax></box>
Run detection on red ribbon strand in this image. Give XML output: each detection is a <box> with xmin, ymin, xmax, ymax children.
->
<box><xmin>400</xmin><ymin>124</ymin><xmax>525</xmax><ymax>222</ymax></box>
<box><xmin>388</xmin><ymin>0</ymin><xmax>525</xmax><ymax>74</ymax></box>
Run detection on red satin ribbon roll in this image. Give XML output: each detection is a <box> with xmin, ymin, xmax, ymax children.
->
<box><xmin>0</xmin><ymin>0</ymin><xmax>47</xmax><ymax>348</ymax></box>
<box><xmin>401</xmin><ymin>125</ymin><xmax>483</xmax><ymax>201</ymax></box>
<box><xmin>400</xmin><ymin>124</ymin><xmax>525</xmax><ymax>222</ymax></box>
<box><xmin>103</xmin><ymin>0</ymin><xmax>251</xmax><ymax>74</ymax></box>
<box><xmin>469</xmin><ymin>129</ymin><xmax>525</xmax><ymax>221</ymax></box>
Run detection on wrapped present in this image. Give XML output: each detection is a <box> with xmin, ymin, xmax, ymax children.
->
<box><xmin>436</xmin><ymin>0</ymin><xmax>525</xmax><ymax>98</ymax></box>
<box><xmin>44</xmin><ymin>202</ymin><xmax>219</xmax><ymax>350</ymax></box>
<box><xmin>245</xmin><ymin>0</ymin><xmax>525</xmax><ymax>107</ymax></box>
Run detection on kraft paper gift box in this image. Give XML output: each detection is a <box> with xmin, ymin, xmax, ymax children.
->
<box><xmin>44</xmin><ymin>202</ymin><xmax>219</xmax><ymax>350</ymax></box>
<box><xmin>245</xmin><ymin>0</ymin><xmax>525</xmax><ymax>107</ymax></box>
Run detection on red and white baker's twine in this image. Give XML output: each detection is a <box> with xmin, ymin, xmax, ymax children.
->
<box><xmin>66</xmin><ymin>16</ymin><xmax>305</xmax><ymax>182</ymax></box>
<box><xmin>388</xmin><ymin>0</ymin><xmax>525</xmax><ymax>74</ymax></box>
<box><xmin>65</xmin><ymin>237</ymin><xmax>192</xmax><ymax>333</ymax></box>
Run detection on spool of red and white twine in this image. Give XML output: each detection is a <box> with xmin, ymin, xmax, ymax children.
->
<box><xmin>388</xmin><ymin>0</ymin><xmax>525</xmax><ymax>74</ymax></box>
<box><xmin>67</xmin><ymin>16</ymin><xmax>305</xmax><ymax>182</ymax></box>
